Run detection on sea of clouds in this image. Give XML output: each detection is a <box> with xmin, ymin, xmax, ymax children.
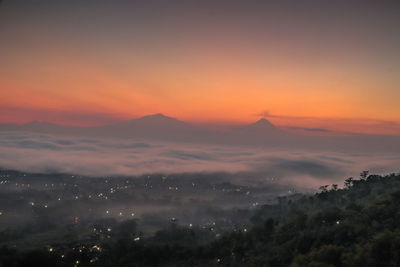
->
<box><xmin>0</xmin><ymin>132</ymin><xmax>399</xmax><ymax>189</ymax></box>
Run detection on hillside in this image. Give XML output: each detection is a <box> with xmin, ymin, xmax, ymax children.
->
<box><xmin>2</xmin><ymin>172</ymin><xmax>400</xmax><ymax>266</ymax></box>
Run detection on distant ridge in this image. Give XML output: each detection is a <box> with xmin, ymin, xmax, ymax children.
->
<box><xmin>0</xmin><ymin>120</ymin><xmax>67</xmax><ymax>132</ymax></box>
<box><xmin>124</xmin><ymin>113</ymin><xmax>192</xmax><ymax>128</ymax></box>
<box><xmin>0</xmin><ymin>114</ymin><xmax>288</xmax><ymax>143</ymax></box>
<box><xmin>232</xmin><ymin>117</ymin><xmax>284</xmax><ymax>137</ymax></box>
<box><xmin>135</xmin><ymin>113</ymin><xmax>177</xmax><ymax>121</ymax></box>
<box><xmin>1</xmin><ymin>114</ymin><xmax>399</xmax><ymax>151</ymax></box>
<box><xmin>107</xmin><ymin>113</ymin><xmax>205</xmax><ymax>141</ymax></box>
<box><xmin>242</xmin><ymin>118</ymin><xmax>281</xmax><ymax>131</ymax></box>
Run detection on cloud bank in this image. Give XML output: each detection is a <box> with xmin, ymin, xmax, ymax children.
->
<box><xmin>0</xmin><ymin>132</ymin><xmax>399</xmax><ymax>189</ymax></box>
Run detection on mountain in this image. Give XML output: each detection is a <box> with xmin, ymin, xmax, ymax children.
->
<box><xmin>0</xmin><ymin>115</ymin><xmax>290</xmax><ymax>144</ymax></box>
<box><xmin>0</xmin><ymin>120</ymin><xmax>66</xmax><ymax>133</ymax></box>
<box><xmin>105</xmin><ymin>113</ymin><xmax>213</xmax><ymax>141</ymax></box>
<box><xmin>1</xmin><ymin>115</ymin><xmax>398</xmax><ymax>151</ymax></box>
<box><xmin>236</xmin><ymin>118</ymin><xmax>283</xmax><ymax>135</ymax></box>
<box><xmin>116</xmin><ymin>113</ymin><xmax>194</xmax><ymax>131</ymax></box>
<box><xmin>224</xmin><ymin>118</ymin><xmax>294</xmax><ymax>145</ymax></box>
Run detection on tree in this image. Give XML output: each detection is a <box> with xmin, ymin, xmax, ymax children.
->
<box><xmin>319</xmin><ymin>185</ymin><xmax>329</xmax><ymax>193</ymax></box>
<box><xmin>360</xmin><ymin>170</ymin><xmax>369</xmax><ymax>180</ymax></box>
<box><xmin>344</xmin><ymin>177</ymin><xmax>354</xmax><ymax>188</ymax></box>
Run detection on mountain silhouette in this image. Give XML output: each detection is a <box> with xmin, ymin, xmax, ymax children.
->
<box><xmin>1</xmin><ymin>114</ymin><xmax>399</xmax><ymax>151</ymax></box>
<box><xmin>240</xmin><ymin>118</ymin><xmax>281</xmax><ymax>132</ymax></box>
<box><xmin>230</xmin><ymin>118</ymin><xmax>287</xmax><ymax>141</ymax></box>
<box><xmin>107</xmin><ymin>113</ymin><xmax>207</xmax><ymax>141</ymax></box>
<box><xmin>121</xmin><ymin>113</ymin><xmax>192</xmax><ymax>129</ymax></box>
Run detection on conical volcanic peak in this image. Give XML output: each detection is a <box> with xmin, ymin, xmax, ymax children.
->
<box><xmin>135</xmin><ymin>113</ymin><xmax>178</xmax><ymax>122</ymax></box>
<box><xmin>125</xmin><ymin>113</ymin><xmax>191</xmax><ymax>128</ymax></box>
<box><xmin>253</xmin><ymin>118</ymin><xmax>276</xmax><ymax>128</ymax></box>
<box><xmin>245</xmin><ymin>118</ymin><xmax>279</xmax><ymax>131</ymax></box>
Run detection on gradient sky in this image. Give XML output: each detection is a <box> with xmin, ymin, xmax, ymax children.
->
<box><xmin>0</xmin><ymin>0</ymin><xmax>399</xmax><ymax>134</ymax></box>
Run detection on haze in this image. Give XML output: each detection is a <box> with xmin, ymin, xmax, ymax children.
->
<box><xmin>0</xmin><ymin>0</ymin><xmax>399</xmax><ymax>135</ymax></box>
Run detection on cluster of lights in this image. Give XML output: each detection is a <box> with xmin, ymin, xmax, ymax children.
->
<box><xmin>168</xmin><ymin>186</ymin><xmax>179</xmax><ymax>191</ymax></box>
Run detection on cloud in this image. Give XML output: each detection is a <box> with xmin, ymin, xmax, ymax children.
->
<box><xmin>254</xmin><ymin>110</ymin><xmax>277</xmax><ymax>118</ymax></box>
<box><xmin>286</xmin><ymin>126</ymin><xmax>331</xmax><ymax>133</ymax></box>
<box><xmin>160</xmin><ymin>150</ymin><xmax>214</xmax><ymax>161</ymax></box>
<box><xmin>254</xmin><ymin>110</ymin><xmax>400</xmax><ymax>135</ymax></box>
<box><xmin>107</xmin><ymin>143</ymin><xmax>151</xmax><ymax>149</ymax></box>
<box><xmin>317</xmin><ymin>155</ymin><xmax>352</xmax><ymax>164</ymax></box>
<box><xmin>270</xmin><ymin>159</ymin><xmax>342</xmax><ymax>178</ymax></box>
<box><xmin>0</xmin><ymin>138</ymin><xmax>62</xmax><ymax>150</ymax></box>
<box><xmin>0</xmin><ymin>133</ymin><xmax>399</xmax><ymax>189</ymax></box>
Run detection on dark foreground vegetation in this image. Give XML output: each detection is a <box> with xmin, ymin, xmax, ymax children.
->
<box><xmin>2</xmin><ymin>172</ymin><xmax>400</xmax><ymax>266</ymax></box>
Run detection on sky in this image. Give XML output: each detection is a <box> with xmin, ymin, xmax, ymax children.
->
<box><xmin>0</xmin><ymin>0</ymin><xmax>399</xmax><ymax>134</ymax></box>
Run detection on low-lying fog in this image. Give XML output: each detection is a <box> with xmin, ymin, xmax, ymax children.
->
<box><xmin>0</xmin><ymin>132</ymin><xmax>399</xmax><ymax>249</ymax></box>
<box><xmin>0</xmin><ymin>132</ymin><xmax>399</xmax><ymax>189</ymax></box>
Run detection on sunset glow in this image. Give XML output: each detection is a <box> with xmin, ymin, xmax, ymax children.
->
<box><xmin>1</xmin><ymin>1</ymin><xmax>399</xmax><ymax>134</ymax></box>
<box><xmin>1</xmin><ymin>2</ymin><xmax>400</xmax><ymax>265</ymax></box>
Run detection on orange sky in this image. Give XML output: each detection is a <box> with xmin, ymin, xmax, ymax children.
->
<box><xmin>0</xmin><ymin>1</ymin><xmax>399</xmax><ymax>134</ymax></box>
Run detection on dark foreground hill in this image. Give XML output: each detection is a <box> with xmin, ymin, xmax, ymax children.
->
<box><xmin>2</xmin><ymin>172</ymin><xmax>400</xmax><ymax>266</ymax></box>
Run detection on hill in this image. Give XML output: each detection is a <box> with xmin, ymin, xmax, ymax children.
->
<box><xmin>2</xmin><ymin>171</ymin><xmax>400</xmax><ymax>266</ymax></box>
